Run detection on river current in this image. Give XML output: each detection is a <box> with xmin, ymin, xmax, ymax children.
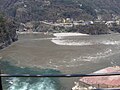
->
<box><xmin>1</xmin><ymin>33</ymin><xmax>120</xmax><ymax>90</ymax></box>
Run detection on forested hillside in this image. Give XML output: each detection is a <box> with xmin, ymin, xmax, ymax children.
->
<box><xmin>0</xmin><ymin>14</ymin><xmax>18</xmax><ymax>49</ymax></box>
<box><xmin>0</xmin><ymin>0</ymin><xmax>120</xmax><ymax>22</ymax></box>
<box><xmin>0</xmin><ymin>0</ymin><xmax>120</xmax><ymax>35</ymax></box>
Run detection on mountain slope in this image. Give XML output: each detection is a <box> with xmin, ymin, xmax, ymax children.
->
<box><xmin>0</xmin><ymin>14</ymin><xmax>18</xmax><ymax>49</ymax></box>
<box><xmin>0</xmin><ymin>0</ymin><xmax>120</xmax><ymax>22</ymax></box>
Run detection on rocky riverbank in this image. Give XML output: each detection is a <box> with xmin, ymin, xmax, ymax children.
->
<box><xmin>0</xmin><ymin>36</ymin><xmax>18</xmax><ymax>50</ymax></box>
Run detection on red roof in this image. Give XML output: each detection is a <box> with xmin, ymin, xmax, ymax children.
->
<box><xmin>80</xmin><ymin>66</ymin><xmax>120</xmax><ymax>87</ymax></box>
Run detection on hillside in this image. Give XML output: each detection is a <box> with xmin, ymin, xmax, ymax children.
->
<box><xmin>0</xmin><ymin>14</ymin><xmax>18</xmax><ymax>49</ymax></box>
<box><xmin>0</xmin><ymin>0</ymin><xmax>120</xmax><ymax>35</ymax></box>
<box><xmin>0</xmin><ymin>0</ymin><xmax>120</xmax><ymax>23</ymax></box>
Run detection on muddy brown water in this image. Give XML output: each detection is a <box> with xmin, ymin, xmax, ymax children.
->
<box><xmin>1</xmin><ymin>33</ymin><xmax>120</xmax><ymax>89</ymax></box>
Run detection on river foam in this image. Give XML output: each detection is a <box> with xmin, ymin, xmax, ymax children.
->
<box><xmin>52</xmin><ymin>33</ymin><xmax>120</xmax><ymax>46</ymax></box>
<box><xmin>51</xmin><ymin>39</ymin><xmax>92</xmax><ymax>46</ymax></box>
<box><xmin>1</xmin><ymin>61</ymin><xmax>63</xmax><ymax>90</ymax></box>
<box><xmin>7</xmin><ymin>77</ymin><xmax>57</xmax><ymax>90</ymax></box>
<box><xmin>101</xmin><ymin>40</ymin><xmax>120</xmax><ymax>45</ymax></box>
<box><xmin>52</xmin><ymin>33</ymin><xmax>92</xmax><ymax>46</ymax></box>
<box><xmin>52</xmin><ymin>39</ymin><xmax>120</xmax><ymax>46</ymax></box>
<box><xmin>66</xmin><ymin>48</ymin><xmax>113</xmax><ymax>64</ymax></box>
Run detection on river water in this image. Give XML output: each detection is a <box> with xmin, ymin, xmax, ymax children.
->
<box><xmin>1</xmin><ymin>33</ymin><xmax>120</xmax><ymax>90</ymax></box>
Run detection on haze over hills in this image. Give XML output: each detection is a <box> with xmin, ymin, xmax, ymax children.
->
<box><xmin>0</xmin><ymin>0</ymin><xmax>120</xmax><ymax>23</ymax></box>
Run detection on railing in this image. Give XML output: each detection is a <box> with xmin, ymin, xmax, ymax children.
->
<box><xmin>1</xmin><ymin>73</ymin><xmax>120</xmax><ymax>77</ymax></box>
<box><xmin>1</xmin><ymin>73</ymin><xmax>120</xmax><ymax>90</ymax></box>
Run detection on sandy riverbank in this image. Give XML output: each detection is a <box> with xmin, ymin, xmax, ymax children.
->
<box><xmin>16</xmin><ymin>31</ymin><xmax>43</xmax><ymax>34</ymax></box>
<box><xmin>53</xmin><ymin>33</ymin><xmax>89</xmax><ymax>37</ymax></box>
<box><xmin>17</xmin><ymin>32</ymin><xmax>89</xmax><ymax>36</ymax></box>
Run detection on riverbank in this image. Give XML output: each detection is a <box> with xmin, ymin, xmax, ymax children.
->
<box><xmin>53</xmin><ymin>33</ymin><xmax>89</xmax><ymax>37</ymax></box>
<box><xmin>16</xmin><ymin>31</ymin><xmax>43</xmax><ymax>34</ymax></box>
<box><xmin>0</xmin><ymin>39</ymin><xmax>18</xmax><ymax>50</ymax></box>
<box><xmin>17</xmin><ymin>31</ymin><xmax>89</xmax><ymax>36</ymax></box>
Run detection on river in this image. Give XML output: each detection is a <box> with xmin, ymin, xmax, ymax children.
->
<box><xmin>1</xmin><ymin>33</ymin><xmax>120</xmax><ymax>90</ymax></box>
